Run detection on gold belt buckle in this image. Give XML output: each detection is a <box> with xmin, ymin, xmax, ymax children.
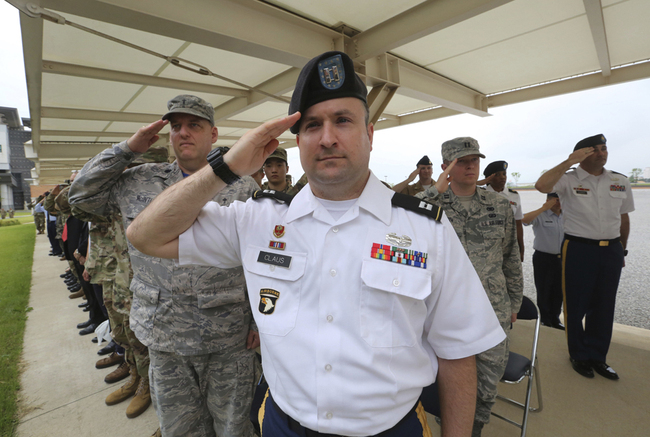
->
<box><xmin>599</xmin><ymin>240</ymin><xmax>609</xmax><ymax>247</ymax></box>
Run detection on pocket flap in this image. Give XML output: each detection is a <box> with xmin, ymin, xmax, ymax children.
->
<box><xmin>361</xmin><ymin>260</ymin><xmax>431</xmax><ymax>300</ymax></box>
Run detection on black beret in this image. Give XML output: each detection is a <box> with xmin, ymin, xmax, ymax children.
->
<box><xmin>483</xmin><ymin>160</ymin><xmax>508</xmax><ymax>177</ymax></box>
<box><xmin>417</xmin><ymin>155</ymin><xmax>432</xmax><ymax>166</ymax></box>
<box><xmin>574</xmin><ymin>134</ymin><xmax>606</xmax><ymax>151</ymax></box>
<box><xmin>289</xmin><ymin>51</ymin><xmax>367</xmax><ymax>134</ymax></box>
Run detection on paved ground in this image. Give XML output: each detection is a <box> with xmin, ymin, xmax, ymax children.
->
<box><xmin>16</xmin><ymin>230</ymin><xmax>650</xmax><ymax>437</ymax></box>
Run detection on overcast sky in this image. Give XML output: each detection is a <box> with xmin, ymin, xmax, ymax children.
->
<box><xmin>2</xmin><ymin>1</ymin><xmax>649</xmax><ymax>185</ymax></box>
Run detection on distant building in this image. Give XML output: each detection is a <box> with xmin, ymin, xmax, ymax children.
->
<box><xmin>643</xmin><ymin>167</ymin><xmax>650</xmax><ymax>181</ymax></box>
<box><xmin>0</xmin><ymin>107</ymin><xmax>34</xmax><ymax>210</ymax></box>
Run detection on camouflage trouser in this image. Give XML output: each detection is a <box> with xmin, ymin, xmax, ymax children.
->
<box><xmin>149</xmin><ymin>347</ymin><xmax>257</xmax><ymax>437</ymax></box>
<box><xmin>34</xmin><ymin>213</ymin><xmax>45</xmax><ymax>233</ymax></box>
<box><xmin>475</xmin><ymin>321</ymin><xmax>510</xmax><ymax>424</ymax></box>
<box><xmin>103</xmin><ymin>281</ymin><xmax>150</xmax><ymax>378</ymax></box>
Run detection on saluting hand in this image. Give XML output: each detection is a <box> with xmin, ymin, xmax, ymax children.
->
<box><xmin>542</xmin><ymin>197</ymin><xmax>558</xmax><ymax>210</ymax></box>
<box><xmin>434</xmin><ymin>159</ymin><xmax>457</xmax><ymax>194</ymax></box>
<box><xmin>224</xmin><ymin>112</ymin><xmax>301</xmax><ymax>177</ymax></box>
<box><xmin>567</xmin><ymin>147</ymin><xmax>595</xmax><ymax>165</ymax></box>
<box><xmin>127</xmin><ymin>119</ymin><xmax>169</xmax><ymax>154</ymax></box>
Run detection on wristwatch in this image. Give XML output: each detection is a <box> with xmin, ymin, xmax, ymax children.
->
<box><xmin>624</xmin><ymin>249</ymin><xmax>628</xmax><ymax>257</ymax></box>
<box><xmin>206</xmin><ymin>147</ymin><xmax>240</xmax><ymax>185</ymax></box>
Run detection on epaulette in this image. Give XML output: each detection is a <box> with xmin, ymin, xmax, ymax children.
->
<box><xmin>391</xmin><ymin>193</ymin><xmax>442</xmax><ymax>222</ymax></box>
<box><xmin>565</xmin><ymin>167</ymin><xmax>577</xmax><ymax>173</ymax></box>
<box><xmin>611</xmin><ymin>170</ymin><xmax>628</xmax><ymax>178</ymax></box>
<box><xmin>508</xmin><ymin>188</ymin><xmax>518</xmax><ymax>194</ymax></box>
<box><xmin>252</xmin><ymin>189</ymin><xmax>294</xmax><ymax>205</ymax></box>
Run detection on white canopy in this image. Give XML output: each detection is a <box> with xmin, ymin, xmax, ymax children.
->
<box><xmin>9</xmin><ymin>0</ymin><xmax>650</xmax><ymax>183</ymax></box>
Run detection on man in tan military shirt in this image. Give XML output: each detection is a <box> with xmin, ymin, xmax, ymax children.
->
<box><xmin>393</xmin><ymin>155</ymin><xmax>435</xmax><ymax>196</ymax></box>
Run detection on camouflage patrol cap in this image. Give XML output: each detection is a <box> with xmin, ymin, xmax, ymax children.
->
<box><xmin>162</xmin><ymin>95</ymin><xmax>215</xmax><ymax>126</ymax></box>
<box><xmin>574</xmin><ymin>134</ymin><xmax>606</xmax><ymax>151</ymax></box>
<box><xmin>289</xmin><ymin>51</ymin><xmax>367</xmax><ymax>134</ymax></box>
<box><xmin>131</xmin><ymin>147</ymin><xmax>170</xmax><ymax>165</ymax></box>
<box><xmin>483</xmin><ymin>160</ymin><xmax>508</xmax><ymax>177</ymax></box>
<box><xmin>441</xmin><ymin>137</ymin><xmax>486</xmax><ymax>162</ymax></box>
<box><xmin>265</xmin><ymin>147</ymin><xmax>288</xmax><ymax>164</ymax></box>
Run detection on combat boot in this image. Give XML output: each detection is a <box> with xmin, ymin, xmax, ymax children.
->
<box><xmin>126</xmin><ymin>378</ymin><xmax>151</xmax><ymax>418</ymax></box>
<box><xmin>69</xmin><ymin>290</ymin><xmax>84</xmax><ymax>299</ymax></box>
<box><xmin>96</xmin><ymin>351</ymin><xmax>124</xmax><ymax>369</ymax></box>
<box><xmin>105</xmin><ymin>366</ymin><xmax>140</xmax><ymax>406</ymax></box>
<box><xmin>105</xmin><ymin>361</ymin><xmax>130</xmax><ymax>384</ymax></box>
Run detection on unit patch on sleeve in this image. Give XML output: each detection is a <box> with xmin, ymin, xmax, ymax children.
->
<box><xmin>259</xmin><ymin>289</ymin><xmax>280</xmax><ymax>315</ymax></box>
<box><xmin>371</xmin><ymin>243</ymin><xmax>427</xmax><ymax>268</ymax></box>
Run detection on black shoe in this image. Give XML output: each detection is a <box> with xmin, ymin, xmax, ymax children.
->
<box><xmin>92</xmin><ymin>337</ymin><xmax>98</xmax><ymax>343</ymax></box>
<box><xmin>83</xmin><ymin>306</ymin><xmax>90</xmax><ymax>312</ymax></box>
<box><xmin>79</xmin><ymin>324</ymin><xmax>98</xmax><ymax>335</ymax></box>
<box><xmin>68</xmin><ymin>284</ymin><xmax>81</xmax><ymax>292</ymax></box>
<box><xmin>77</xmin><ymin>319</ymin><xmax>93</xmax><ymax>329</ymax></box>
<box><xmin>551</xmin><ymin>319</ymin><xmax>565</xmax><ymax>330</ymax></box>
<box><xmin>78</xmin><ymin>302</ymin><xmax>89</xmax><ymax>308</ymax></box>
<box><xmin>65</xmin><ymin>280</ymin><xmax>78</xmax><ymax>286</ymax></box>
<box><xmin>570</xmin><ymin>358</ymin><xmax>594</xmax><ymax>378</ymax></box>
<box><xmin>591</xmin><ymin>361</ymin><xmax>619</xmax><ymax>380</ymax></box>
<box><xmin>98</xmin><ymin>340</ymin><xmax>117</xmax><ymax>356</ymax></box>
<box><xmin>60</xmin><ymin>272</ymin><xmax>71</xmax><ymax>278</ymax></box>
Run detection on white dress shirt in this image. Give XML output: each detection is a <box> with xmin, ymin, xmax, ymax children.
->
<box><xmin>552</xmin><ymin>167</ymin><xmax>634</xmax><ymax>240</ymax></box>
<box><xmin>485</xmin><ymin>185</ymin><xmax>523</xmax><ymax>220</ymax></box>
<box><xmin>525</xmin><ymin>210</ymin><xmax>564</xmax><ymax>254</ymax></box>
<box><xmin>179</xmin><ymin>173</ymin><xmax>504</xmax><ymax>436</ymax></box>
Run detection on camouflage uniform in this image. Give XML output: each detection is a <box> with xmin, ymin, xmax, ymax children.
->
<box><xmin>69</xmin><ymin>140</ymin><xmax>259</xmax><ymax>437</ymax></box>
<box><xmin>421</xmin><ymin>186</ymin><xmax>523</xmax><ymax>426</ymax></box>
<box><xmin>261</xmin><ymin>181</ymin><xmax>293</xmax><ymax>193</ymax></box>
<box><xmin>0</xmin><ymin>208</ymin><xmax>5</xmax><ymax>219</ymax></box>
<box><xmin>33</xmin><ymin>198</ymin><xmax>46</xmax><ymax>233</ymax></box>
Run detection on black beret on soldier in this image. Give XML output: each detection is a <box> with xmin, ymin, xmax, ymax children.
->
<box><xmin>574</xmin><ymin>134</ymin><xmax>606</xmax><ymax>151</ymax></box>
<box><xmin>483</xmin><ymin>160</ymin><xmax>508</xmax><ymax>177</ymax></box>
<box><xmin>417</xmin><ymin>155</ymin><xmax>432</xmax><ymax>166</ymax></box>
<box><xmin>289</xmin><ymin>51</ymin><xmax>367</xmax><ymax>134</ymax></box>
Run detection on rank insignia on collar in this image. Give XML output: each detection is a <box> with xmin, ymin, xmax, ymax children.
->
<box><xmin>259</xmin><ymin>289</ymin><xmax>280</xmax><ymax>315</ymax></box>
<box><xmin>386</xmin><ymin>233</ymin><xmax>412</xmax><ymax>247</ymax></box>
<box><xmin>273</xmin><ymin>225</ymin><xmax>285</xmax><ymax>238</ymax></box>
<box><xmin>269</xmin><ymin>240</ymin><xmax>286</xmax><ymax>250</ymax></box>
<box><xmin>371</xmin><ymin>243</ymin><xmax>427</xmax><ymax>269</ymax></box>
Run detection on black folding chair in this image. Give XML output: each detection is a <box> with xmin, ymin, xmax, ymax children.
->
<box><xmin>491</xmin><ymin>295</ymin><xmax>543</xmax><ymax>437</ymax></box>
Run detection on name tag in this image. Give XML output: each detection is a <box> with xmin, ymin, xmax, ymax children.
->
<box><xmin>257</xmin><ymin>251</ymin><xmax>292</xmax><ymax>269</ymax></box>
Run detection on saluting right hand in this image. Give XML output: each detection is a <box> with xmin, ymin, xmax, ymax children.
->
<box><xmin>542</xmin><ymin>197</ymin><xmax>558</xmax><ymax>210</ymax></box>
<box><xmin>567</xmin><ymin>147</ymin><xmax>595</xmax><ymax>165</ymax></box>
<box><xmin>434</xmin><ymin>159</ymin><xmax>457</xmax><ymax>194</ymax></box>
<box><xmin>127</xmin><ymin>119</ymin><xmax>169</xmax><ymax>154</ymax></box>
<box><xmin>224</xmin><ymin>112</ymin><xmax>301</xmax><ymax>177</ymax></box>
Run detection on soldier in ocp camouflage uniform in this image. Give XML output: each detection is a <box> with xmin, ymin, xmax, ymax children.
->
<box><xmin>418</xmin><ymin>137</ymin><xmax>523</xmax><ymax>437</ymax></box>
<box><xmin>70</xmin><ymin>95</ymin><xmax>259</xmax><ymax>437</ymax></box>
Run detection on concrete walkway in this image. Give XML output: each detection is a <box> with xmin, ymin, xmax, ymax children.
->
<box><xmin>16</xmin><ymin>233</ymin><xmax>158</xmax><ymax>436</ymax></box>
<box><xmin>16</xmin><ymin>231</ymin><xmax>650</xmax><ymax>437</ymax></box>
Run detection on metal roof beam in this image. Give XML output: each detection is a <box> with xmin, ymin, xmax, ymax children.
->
<box><xmin>487</xmin><ymin>62</ymin><xmax>650</xmax><ymax>108</ymax></box>
<box><xmin>375</xmin><ymin>107</ymin><xmax>461</xmax><ymax>130</ymax></box>
<box><xmin>583</xmin><ymin>0</ymin><xmax>611</xmax><ymax>77</ymax></box>
<box><xmin>12</xmin><ymin>0</ymin><xmax>338</xmax><ymax>68</ymax></box>
<box><xmin>213</xmin><ymin>68</ymin><xmax>300</xmax><ymax>122</ymax></box>
<box><xmin>19</xmin><ymin>10</ymin><xmax>44</xmax><ymax>154</ymax></box>
<box><xmin>352</xmin><ymin>0</ymin><xmax>514</xmax><ymax>62</ymax></box>
<box><xmin>40</xmin><ymin>107</ymin><xmax>261</xmax><ymax>129</ymax></box>
<box><xmin>41</xmin><ymin>61</ymin><xmax>249</xmax><ymax>97</ymax></box>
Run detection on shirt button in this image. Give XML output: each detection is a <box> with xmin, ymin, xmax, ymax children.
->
<box><xmin>325</xmin><ymin>364</ymin><xmax>332</xmax><ymax>371</ymax></box>
<box><xmin>269</xmin><ymin>265</ymin><xmax>276</xmax><ymax>272</ymax></box>
<box><xmin>332</xmin><ymin>227</ymin><xmax>339</xmax><ymax>233</ymax></box>
<box><xmin>327</xmin><ymin>315</ymin><xmax>333</xmax><ymax>322</ymax></box>
<box><xmin>392</xmin><ymin>279</ymin><xmax>400</xmax><ymax>287</ymax></box>
<box><xmin>326</xmin><ymin>412</ymin><xmax>333</xmax><ymax>419</ymax></box>
<box><xmin>330</xmin><ymin>269</ymin><xmax>337</xmax><ymax>277</ymax></box>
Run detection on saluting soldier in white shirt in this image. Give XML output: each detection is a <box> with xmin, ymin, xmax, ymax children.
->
<box><xmin>126</xmin><ymin>51</ymin><xmax>506</xmax><ymax>437</ymax></box>
<box><xmin>522</xmin><ymin>193</ymin><xmax>565</xmax><ymax>329</ymax></box>
<box><xmin>536</xmin><ymin>134</ymin><xmax>634</xmax><ymax>380</ymax></box>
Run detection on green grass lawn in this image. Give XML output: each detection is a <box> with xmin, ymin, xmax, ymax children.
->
<box><xmin>0</xmin><ymin>224</ymin><xmax>35</xmax><ymax>436</ymax></box>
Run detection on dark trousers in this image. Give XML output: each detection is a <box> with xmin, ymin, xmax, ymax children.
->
<box><xmin>562</xmin><ymin>239</ymin><xmax>624</xmax><ymax>362</ymax></box>
<box><xmin>47</xmin><ymin>220</ymin><xmax>61</xmax><ymax>254</ymax></box>
<box><xmin>532</xmin><ymin>250</ymin><xmax>563</xmax><ymax>324</ymax></box>
<box><xmin>92</xmin><ymin>283</ymin><xmax>108</xmax><ymax>319</ymax></box>
<box><xmin>260</xmin><ymin>391</ymin><xmax>430</xmax><ymax>437</ymax></box>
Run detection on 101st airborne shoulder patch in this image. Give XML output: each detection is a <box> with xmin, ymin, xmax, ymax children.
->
<box><xmin>259</xmin><ymin>289</ymin><xmax>280</xmax><ymax>315</ymax></box>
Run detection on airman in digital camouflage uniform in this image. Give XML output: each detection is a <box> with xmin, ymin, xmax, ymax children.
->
<box><xmin>418</xmin><ymin>137</ymin><xmax>523</xmax><ymax>437</ymax></box>
<box><xmin>69</xmin><ymin>95</ymin><xmax>260</xmax><ymax>437</ymax></box>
